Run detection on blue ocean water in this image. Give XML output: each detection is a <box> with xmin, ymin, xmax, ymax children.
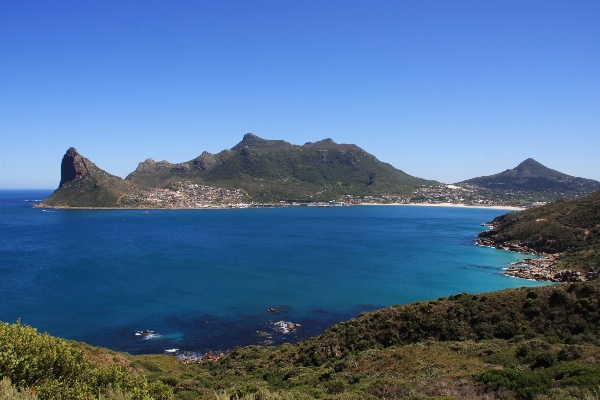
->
<box><xmin>0</xmin><ymin>190</ymin><xmax>547</xmax><ymax>354</ymax></box>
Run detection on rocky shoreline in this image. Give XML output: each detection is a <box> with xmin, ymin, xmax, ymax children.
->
<box><xmin>476</xmin><ymin>234</ymin><xmax>598</xmax><ymax>283</ymax></box>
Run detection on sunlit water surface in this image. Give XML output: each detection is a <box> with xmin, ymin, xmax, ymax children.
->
<box><xmin>0</xmin><ymin>190</ymin><xmax>547</xmax><ymax>354</ymax></box>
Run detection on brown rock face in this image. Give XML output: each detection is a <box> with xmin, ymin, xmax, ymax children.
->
<box><xmin>59</xmin><ymin>147</ymin><xmax>89</xmax><ymax>187</ymax></box>
<box><xmin>193</xmin><ymin>152</ymin><xmax>216</xmax><ymax>171</ymax></box>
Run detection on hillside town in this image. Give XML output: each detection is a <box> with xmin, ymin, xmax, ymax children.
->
<box><xmin>125</xmin><ymin>182</ymin><xmax>247</xmax><ymax>208</ymax></box>
<box><xmin>122</xmin><ymin>181</ymin><xmax>540</xmax><ymax>209</ymax></box>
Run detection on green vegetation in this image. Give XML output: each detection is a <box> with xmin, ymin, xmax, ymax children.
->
<box><xmin>479</xmin><ymin>190</ymin><xmax>600</xmax><ymax>270</ymax></box>
<box><xmin>0</xmin><ymin>321</ymin><xmax>174</xmax><ymax>399</ymax></box>
<box><xmin>126</xmin><ymin>136</ymin><xmax>437</xmax><ymax>203</ymax></box>
<box><xmin>19</xmin><ymin>190</ymin><xmax>600</xmax><ymax>398</ymax></box>
<box><xmin>3</xmin><ymin>279</ymin><xmax>600</xmax><ymax>399</ymax></box>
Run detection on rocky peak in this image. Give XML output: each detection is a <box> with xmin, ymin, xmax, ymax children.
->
<box><xmin>231</xmin><ymin>133</ymin><xmax>291</xmax><ymax>151</ymax></box>
<box><xmin>514</xmin><ymin>158</ymin><xmax>565</xmax><ymax>179</ymax></box>
<box><xmin>59</xmin><ymin>147</ymin><xmax>89</xmax><ymax>187</ymax></box>
<box><xmin>242</xmin><ymin>133</ymin><xmax>262</xmax><ymax>141</ymax></box>
<box><xmin>305</xmin><ymin>138</ymin><xmax>337</xmax><ymax>146</ymax></box>
<box><xmin>319</xmin><ymin>138</ymin><xmax>335</xmax><ymax>144</ymax></box>
<box><xmin>132</xmin><ymin>157</ymin><xmax>189</xmax><ymax>173</ymax></box>
<box><xmin>516</xmin><ymin>158</ymin><xmax>542</xmax><ymax>171</ymax></box>
<box><xmin>193</xmin><ymin>151</ymin><xmax>216</xmax><ymax>171</ymax></box>
<box><xmin>519</xmin><ymin>158</ymin><xmax>538</xmax><ymax>166</ymax></box>
<box><xmin>133</xmin><ymin>158</ymin><xmax>157</xmax><ymax>173</ymax></box>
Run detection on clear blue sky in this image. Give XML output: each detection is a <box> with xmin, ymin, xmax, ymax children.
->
<box><xmin>1</xmin><ymin>0</ymin><xmax>599</xmax><ymax>189</ymax></box>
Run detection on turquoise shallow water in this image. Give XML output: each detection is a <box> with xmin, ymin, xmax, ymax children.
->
<box><xmin>0</xmin><ymin>190</ymin><xmax>547</xmax><ymax>354</ymax></box>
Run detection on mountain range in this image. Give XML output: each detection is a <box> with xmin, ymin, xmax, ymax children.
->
<box><xmin>41</xmin><ymin>134</ymin><xmax>438</xmax><ymax>207</ymax></box>
<box><xmin>40</xmin><ymin>134</ymin><xmax>600</xmax><ymax>207</ymax></box>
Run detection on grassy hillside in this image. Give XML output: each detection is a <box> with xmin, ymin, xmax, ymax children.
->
<box><xmin>0</xmin><ymin>320</ymin><xmax>175</xmax><ymax>399</ymax></box>
<box><xmin>3</xmin><ymin>280</ymin><xmax>600</xmax><ymax>399</ymax></box>
<box><xmin>479</xmin><ymin>190</ymin><xmax>600</xmax><ymax>270</ymax></box>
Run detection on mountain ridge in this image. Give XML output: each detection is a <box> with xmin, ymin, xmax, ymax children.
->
<box><xmin>458</xmin><ymin>158</ymin><xmax>600</xmax><ymax>197</ymax></box>
<box><xmin>39</xmin><ymin>136</ymin><xmax>600</xmax><ymax>208</ymax></box>
<box><xmin>41</xmin><ymin>134</ymin><xmax>439</xmax><ymax>207</ymax></box>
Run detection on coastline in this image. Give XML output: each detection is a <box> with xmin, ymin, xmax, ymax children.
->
<box><xmin>34</xmin><ymin>202</ymin><xmax>524</xmax><ymax>211</ymax></box>
<box><xmin>476</xmin><ymin>233</ymin><xmax>598</xmax><ymax>283</ymax></box>
<box><xmin>35</xmin><ymin>205</ymin><xmax>233</xmax><ymax>210</ymax></box>
<box><xmin>359</xmin><ymin>202</ymin><xmax>524</xmax><ymax>211</ymax></box>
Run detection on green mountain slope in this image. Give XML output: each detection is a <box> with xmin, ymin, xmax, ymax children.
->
<box><xmin>479</xmin><ymin>190</ymin><xmax>600</xmax><ymax>270</ymax></box>
<box><xmin>204</xmin><ymin>281</ymin><xmax>600</xmax><ymax>399</ymax></box>
<box><xmin>41</xmin><ymin>135</ymin><xmax>438</xmax><ymax>207</ymax></box>
<box><xmin>458</xmin><ymin>158</ymin><xmax>600</xmax><ymax>201</ymax></box>
<box><xmin>125</xmin><ymin>134</ymin><xmax>438</xmax><ymax>202</ymax></box>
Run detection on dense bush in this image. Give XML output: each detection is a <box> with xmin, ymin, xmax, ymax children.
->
<box><xmin>3</xmin><ymin>282</ymin><xmax>600</xmax><ymax>399</ymax></box>
<box><xmin>0</xmin><ymin>321</ymin><xmax>173</xmax><ymax>400</ymax></box>
<box><xmin>474</xmin><ymin>368</ymin><xmax>553</xmax><ymax>398</ymax></box>
<box><xmin>289</xmin><ymin>281</ymin><xmax>600</xmax><ymax>366</ymax></box>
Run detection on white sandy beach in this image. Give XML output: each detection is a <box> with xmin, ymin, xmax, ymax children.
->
<box><xmin>359</xmin><ymin>203</ymin><xmax>524</xmax><ymax>211</ymax></box>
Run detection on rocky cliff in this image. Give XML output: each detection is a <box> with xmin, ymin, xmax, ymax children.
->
<box><xmin>41</xmin><ymin>148</ymin><xmax>134</xmax><ymax>207</ymax></box>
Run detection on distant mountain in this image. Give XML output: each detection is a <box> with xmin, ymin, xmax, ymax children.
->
<box><xmin>126</xmin><ymin>133</ymin><xmax>438</xmax><ymax>202</ymax></box>
<box><xmin>41</xmin><ymin>135</ymin><xmax>438</xmax><ymax>207</ymax></box>
<box><xmin>458</xmin><ymin>158</ymin><xmax>600</xmax><ymax>200</ymax></box>
<box><xmin>41</xmin><ymin>147</ymin><xmax>135</xmax><ymax>207</ymax></box>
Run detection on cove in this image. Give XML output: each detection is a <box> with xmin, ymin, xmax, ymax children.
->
<box><xmin>0</xmin><ymin>190</ymin><xmax>548</xmax><ymax>354</ymax></box>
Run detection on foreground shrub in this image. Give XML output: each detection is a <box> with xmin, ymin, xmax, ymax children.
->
<box><xmin>0</xmin><ymin>320</ymin><xmax>87</xmax><ymax>388</ymax></box>
<box><xmin>0</xmin><ymin>321</ymin><xmax>174</xmax><ymax>400</ymax></box>
<box><xmin>474</xmin><ymin>368</ymin><xmax>552</xmax><ymax>398</ymax></box>
<box><xmin>0</xmin><ymin>377</ymin><xmax>37</xmax><ymax>400</ymax></box>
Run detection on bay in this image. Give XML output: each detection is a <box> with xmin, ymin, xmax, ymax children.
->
<box><xmin>0</xmin><ymin>190</ymin><xmax>547</xmax><ymax>354</ymax></box>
